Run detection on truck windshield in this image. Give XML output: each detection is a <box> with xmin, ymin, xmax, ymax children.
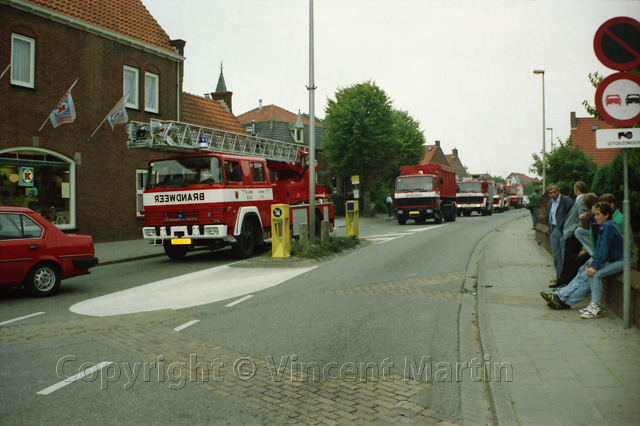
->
<box><xmin>458</xmin><ymin>182</ymin><xmax>482</xmax><ymax>193</ymax></box>
<box><xmin>146</xmin><ymin>156</ymin><xmax>223</xmax><ymax>189</ymax></box>
<box><xmin>396</xmin><ymin>176</ymin><xmax>433</xmax><ymax>192</ymax></box>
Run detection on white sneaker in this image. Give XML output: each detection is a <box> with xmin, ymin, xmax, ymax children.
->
<box><xmin>581</xmin><ymin>302</ymin><xmax>602</xmax><ymax>319</ymax></box>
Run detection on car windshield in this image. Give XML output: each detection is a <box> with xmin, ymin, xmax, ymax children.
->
<box><xmin>146</xmin><ymin>156</ymin><xmax>223</xmax><ymax>189</ymax></box>
<box><xmin>458</xmin><ymin>182</ymin><xmax>482</xmax><ymax>193</ymax></box>
<box><xmin>396</xmin><ymin>176</ymin><xmax>433</xmax><ymax>192</ymax></box>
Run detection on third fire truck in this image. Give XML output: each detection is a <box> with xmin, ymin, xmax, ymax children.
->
<box><xmin>504</xmin><ymin>183</ymin><xmax>524</xmax><ymax>209</ymax></box>
<box><xmin>127</xmin><ymin>119</ymin><xmax>333</xmax><ymax>259</ymax></box>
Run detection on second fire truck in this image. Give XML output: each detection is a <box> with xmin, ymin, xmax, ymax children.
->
<box><xmin>128</xmin><ymin>119</ymin><xmax>334</xmax><ymax>259</ymax></box>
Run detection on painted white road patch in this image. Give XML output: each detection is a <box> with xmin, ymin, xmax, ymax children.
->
<box><xmin>70</xmin><ymin>265</ymin><xmax>315</xmax><ymax>317</ymax></box>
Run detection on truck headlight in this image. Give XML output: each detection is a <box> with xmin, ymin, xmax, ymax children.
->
<box><xmin>143</xmin><ymin>228</ymin><xmax>156</xmax><ymax>237</ymax></box>
<box><xmin>205</xmin><ymin>227</ymin><xmax>219</xmax><ymax>236</ymax></box>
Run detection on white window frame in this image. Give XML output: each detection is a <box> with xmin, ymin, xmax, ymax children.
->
<box><xmin>123</xmin><ymin>66</ymin><xmax>139</xmax><ymax>108</ymax></box>
<box><xmin>145</xmin><ymin>72</ymin><xmax>159</xmax><ymax>113</ymax></box>
<box><xmin>136</xmin><ymin>169</ymin><xmax>147</xmax><ymax>217</ymax></box>
<box><xmin>11</xmin><ymin>34</ymin><xmax>35</xmax><ymax>88</ymax></box>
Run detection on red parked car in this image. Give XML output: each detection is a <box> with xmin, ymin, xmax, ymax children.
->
<box><xmin>0</xmin><ymin>206</ymin><xmax>98</xmax><ymax>297</ymax></box>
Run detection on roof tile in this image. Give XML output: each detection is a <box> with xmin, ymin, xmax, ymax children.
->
<box><xmin>23</xmin><ymin>0</ymin><xmax>175</xmax><ymax>52</ymax></box>
<box><xmin>181</xmin><ymin>93</ymin><xmax>247</xmax><ymax>135</ymax></box>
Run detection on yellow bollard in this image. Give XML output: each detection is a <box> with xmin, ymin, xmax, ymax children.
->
<box><xmin>345</xmin><ymin>200</ymin><xmax>359</xmax><ymax>237</ymax></box>
<box><xmin>271</xmin><ymin>204</ymin><xmax>291</xmax><ymax>258</ymax></box>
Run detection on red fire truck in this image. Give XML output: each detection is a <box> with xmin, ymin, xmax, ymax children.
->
<box><xmin>128</xmin><ymin>119</ymin><xmax>333</xmax><ymax>259</ymax></box>
<box><xmin>504</xmin><ymin>184</ymin><xmax>524</xmax><ymax>209</ymax></box>
<box><xmin>492</xmin><ymin>182</ymin><xmax>506</xmax><ymax>213</ymax></box>
<box><xmin>456</xmin><ymin>179</ymin><xmax>496</xmax><ymax>216</ymax></box>
<box><xmin>394</xmin><ymin>163</ymin><xmax>457</xmax><ymax>225</ymax></box>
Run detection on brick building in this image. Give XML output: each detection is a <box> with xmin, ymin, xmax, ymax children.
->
<box><xmin>1</xmin><ymin>0</ymin><xmax>186</xmax><ymax>241</ymax></box>
<box><xmin>419</xmin><ymin>140</ymin><xmax>449</xmax><ymax>167</ymax></box>
<box><xmin>569</xmin><ymin>111</ymin><xmax>619</xmax><ymax>166</ymax></box>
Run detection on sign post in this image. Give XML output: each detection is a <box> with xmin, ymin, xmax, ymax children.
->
<box><xmin>594</xmin><ymin>16</ymin><xmax>640</xmax><ymax>329</ymax></box>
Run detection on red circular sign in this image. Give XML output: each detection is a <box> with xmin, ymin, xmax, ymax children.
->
<box><xmin>594</xmin><ymin>17</ymin><xmax>640</xmax><ymax>71</ymax></box>
<box><xmin>595</xmin><ymin>72</ymin><xmax>640</xmax><ymax>127</ymax></box>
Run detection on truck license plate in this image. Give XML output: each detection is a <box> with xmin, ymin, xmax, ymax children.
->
<box><xmin>171</xmin><ymin>238</ymin><xmax>191</xmax><ymax>245</ymax></box>
<box><xmin>409</xmin><ymin>211</ymin><xmax>420</xmax><ymax>216</ymax></box>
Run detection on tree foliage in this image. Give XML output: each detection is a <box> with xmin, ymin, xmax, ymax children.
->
<box><xmin>391</xmin><ymin>109</ymin><xmax>426</xmax><ymax>169</ymax></box>
<box><xmin>323</xmin><ymin>81</ymin><xmax>425</xmax><ymax>216</ymax></box>
<box><xmin>529</xmin><ymin>138</ymin><xmax>598</xmax><ymax>196</ymax></box>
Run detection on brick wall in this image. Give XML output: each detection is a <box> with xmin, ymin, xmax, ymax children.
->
<box><xmin>1</xmin><ymin>5</ymin><xmax>181</xmax><ymax>242</ymax></box>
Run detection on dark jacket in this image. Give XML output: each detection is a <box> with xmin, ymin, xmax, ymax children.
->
<box><xmin>591</xmin><ymin>220</ymin><xmax>624</xmax><ymax>270</ymax></box>
<box><xmin>547</xmin><ymin>194</ymin><xmax>574</xmax><ymax>233</ymax></box>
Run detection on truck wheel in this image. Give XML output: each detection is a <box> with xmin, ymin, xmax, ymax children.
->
<box><xmin>398</xmin><ymin>217</ymin><xmax>406</xmax><ymax>225</ymax></box>
<box><xmin>233</xmin><ymin>220</ymin><xmax>256</xmax><ymax>258</ymax></box>
<box><xmin>488</xmin><ymin>207</ymin><xmax>493</xmax><ymax>216</ymax></box>
<box><xmin>164</xmin><ymin>242</ymin><xmax>188</xmax><ymax>260</ymax></box>
<box><xmin>25</xmin><ymin>262</ymin><xmax>61</xmax><ymax>297</ymax></box>
<box><xmin>450</xmin><ymin>205</ymin><xmax>457</xmax><ymax>222</ymax></box>
<box><xmin>434</xmin><ymin>207</ymin><xmax>443</xmax><ymax>224</ymax></box>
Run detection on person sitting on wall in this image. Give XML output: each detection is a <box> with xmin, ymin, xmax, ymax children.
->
<box><xmin>540</xmin><ymin>202</ymin><xmax>625</xmax><ymax>319</ymax></box>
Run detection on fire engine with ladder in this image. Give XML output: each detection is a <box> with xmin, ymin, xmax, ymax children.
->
<box><xmin>127</xmin><ymin>119</ymin><xmax>334</xmax><ymax>259</ymax></box>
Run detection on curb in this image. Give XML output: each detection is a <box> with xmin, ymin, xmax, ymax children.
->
<box><xmin>475</xmin><ymin>219</ymin><xmax>523</xmax><ymax>426</ymax></box>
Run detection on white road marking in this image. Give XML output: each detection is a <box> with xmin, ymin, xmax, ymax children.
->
<box><xmin>173</xmin><ymin>320</ymin><xmax>200</xmax><ymax>332</ymax></box>
<box><xmin>365</xmin><ymin>224</ymin><xmax>446</xmax><ymax>244</ymax></box>
<box><xmin>0</xmin><ymin>312</ymin><xmax>45</xmax><ymax>326</ymax></box>
<box><xmin>225</xmin><ymin>295</ymin><xmax>254</xmax><ymax>307</ymax></box>
<box><xmin>69</xmin><ymin>265</ymin><xmax>316</xmax><ymax>317</ymax></box>
<box><xmin>37</xmin><ymin>362</ymin><xmax>113</xmax><ymax>395</ymax></box>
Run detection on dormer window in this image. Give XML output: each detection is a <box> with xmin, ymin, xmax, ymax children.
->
<box><xmin>294</xmin><ymin>128</ymin><xmax>303</xmax><ymax>143</ymax></box>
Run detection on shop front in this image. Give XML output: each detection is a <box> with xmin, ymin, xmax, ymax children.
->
<box><xmin>0</xmin><ymin>148</ymin><xmax>76</xmax><ymax>230</ymax></box>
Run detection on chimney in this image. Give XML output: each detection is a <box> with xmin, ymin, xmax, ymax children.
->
<box><xmin>204</xmin><ymin>93</ymin><xmax>211</xmax><ymax>99</ymax></box>
<box><xmin>570</xmin><ymin>111</ymin><xmax>577</xmax><ymax>130</ymax></box>
<box><xmin>452</xmin><ymin>148</ymin><xmax>458</xmax><ymax>158</ymax></box>
<box><xmin>435</xmin><ymin>140</ymin><xmax>440</xmax><ymax>148</ymax></box>
<box><xmin>259</xmin><ymin>99</ymin><xmax>263</xmax><ymax>112</ymax></box>
<box><xmin>209</xmin><ymin>91</ymin><xmax>233</xmax><ymax>113</ymax></box>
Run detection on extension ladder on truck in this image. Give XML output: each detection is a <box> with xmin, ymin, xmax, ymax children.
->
<box><xmin>127</xmin><ymin>119</ymin><xmax>300</xmax><ymax>163</ymax></box>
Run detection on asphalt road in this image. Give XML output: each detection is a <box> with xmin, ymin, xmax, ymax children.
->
<box><xmin>0</xmin><ymin>208</ymin><xmax>527</xmax><ymax>425</ymax></box>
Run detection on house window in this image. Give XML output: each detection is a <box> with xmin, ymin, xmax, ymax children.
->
<box><xmin>11</xmin><ymin>34</ymin><xmax>35</xmax><ymax>88</ymax></box>
<box><xmin>145</xmin><ymin>72</ymin><xmax>159</xmax><ymax>113</ymax></box>
<box><xmin>294</xmin><ymin>128</ymin><xmax>303</xmax><ymax>143</ymax></box>
<box><xmin>136</xmin><ymin>170</ymin><xmax>147</xmax><ymax>217</ymax></box>
<box><xmin>123</xmin><ymin>66</ymin><xmax>139</xmax><ymax>108</ymax></box>
<box><xmin>0</xmin><ymin>148</ymin><xmax>76</xmax><ymax>230</ymax></box>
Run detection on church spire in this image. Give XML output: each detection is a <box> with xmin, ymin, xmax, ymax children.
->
<box><xmin>215</xmin><ymin>61</ymin><xmax>227</xmax><ymax>93</ymax></box>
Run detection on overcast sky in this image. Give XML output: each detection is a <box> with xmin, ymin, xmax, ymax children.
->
<box><xmin>142</xmin><ymin>0</ymin><xmax>638</xmax><ymax>177</ymax></box>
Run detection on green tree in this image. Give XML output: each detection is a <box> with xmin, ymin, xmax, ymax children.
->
<box><xmin>392</xmin><ymin>109</ymin><xmax>426</xmax><ymax>168</ymax></box>
<box><xmin>323</xmin><ymin>81</ymin><xmax>400</xmax><ymax>216</ymax></box>
<box><xmin>591</xmin><ymin>149</ymin><xmax>640</xmax><ymax>234</ymax></box>
<box><xmin>529</xmin><ymin>138</ymin><xmax>598</xmax><ymax>196</ymax></box>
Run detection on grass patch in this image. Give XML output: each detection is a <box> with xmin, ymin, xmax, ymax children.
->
<box><xmin>264</xmin><ymin>236</ymin><xmax>360</xmax><ymax>259</ymax></box>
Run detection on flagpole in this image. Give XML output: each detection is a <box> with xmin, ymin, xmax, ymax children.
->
<box><xmin>0</xmin><ymin>64</ymin><xmax>10</xmax><ymax>81</ymax></box>
<box><xmin>38</xmin><ymin>78</ymin><xmax>79</xmax><ymax>132</ymax></box>
<box><xmin>88</xmin><ymin>91</ymin><xmax>128</xmax><ymax>140</ymax></box>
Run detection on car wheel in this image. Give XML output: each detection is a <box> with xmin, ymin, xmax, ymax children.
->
<box><xmin>233</xmin><ymin>220</ymin><xmax>256</xmax><ymax>258</ymax></box>
<box><xmin>398</xmin><ymin>217</ymin><xmax>407</xmax><ymax>225</ymax></box>
<box><xmin>25</xmin><ymin>262</ymin><xmax>61</xmax><ymax>297</ymax></box>
<box><xmin>164</xmin><ymin>242</ymin><xmax>188</xmax><ymax>260</ymax></box>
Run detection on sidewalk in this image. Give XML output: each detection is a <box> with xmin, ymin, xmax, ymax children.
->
<box><xmin>476</xmin><ymin>215</ymin><xmax>640</xmax><ymax>426</ymax></box>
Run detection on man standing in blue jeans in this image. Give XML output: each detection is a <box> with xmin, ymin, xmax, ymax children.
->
<box><xmin>546</xmin><ymin>184</ymin><xmax>573</xmax><ymax>283</ymax></box>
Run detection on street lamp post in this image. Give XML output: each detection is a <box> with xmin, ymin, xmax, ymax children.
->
<box><xmin>546</xmin><ymin>127</ymin><xmax>553</xmax><ymax>151</ymax></box>
<box><xmin>534</xmin><ymin>70</ymin><xmax>546</xmax><ymax>192</ymax></box>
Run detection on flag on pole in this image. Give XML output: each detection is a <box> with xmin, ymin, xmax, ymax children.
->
<box><xmin>49</xmin><ymin>88</ymin><xmax>77</xmax><ymax>128</ymax></box>
<box><xmin>0</xmin><ymin>64</ymin><xmax>10</xmax><ymax>81</ymax></box>
<box><xmin>107</xmin><ymin>92</ymin><xmax>129</xmax><ymax>130</ymax></box>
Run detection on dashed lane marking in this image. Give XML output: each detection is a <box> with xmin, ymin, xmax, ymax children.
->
<box><xmin>37</xmin><ymin>361</ymin><xmax>113</xmax><ymax>395</ymax></box>
<box><xmin>174</xmin><ymin>320</ymin><xmax>200</xmax><ymax>332</ymax></box>
<box><xmin>0</xmin><ymin>312</ymin><xmax>45</xmax><ymax>326</ymax></box>
<box><xmin>364</xmin><ymin>224</ymin><xmax>446</xmax><ymax>244</ymax></box>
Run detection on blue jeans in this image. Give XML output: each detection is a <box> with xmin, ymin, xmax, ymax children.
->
<box><xmin>550</xmin><ymin>225</ymin><xmax>564</xmax><ymax>279</ymax></box>
<box><xmin>530</xmin><ymin>207</ymin><xmax>538</xmax><ymax>227</ymax></box>
<box><xmin>558</xmin><ymin>260</ymin><xmax>624</xmax><ymax>306</ymax></box>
